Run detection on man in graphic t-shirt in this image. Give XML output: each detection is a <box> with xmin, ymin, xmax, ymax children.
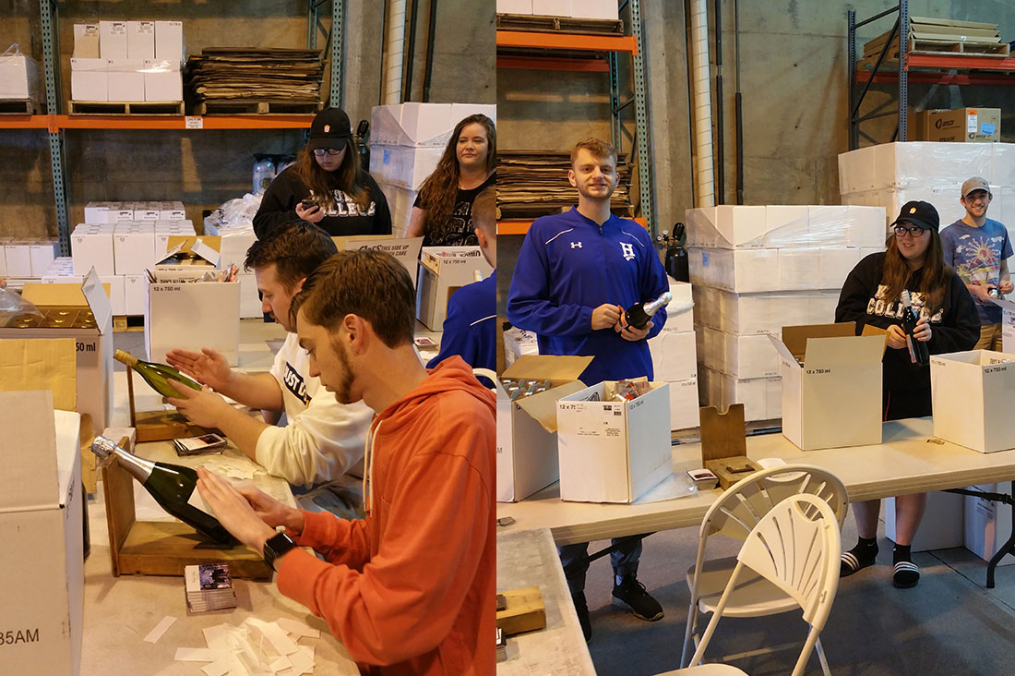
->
<box><xmin>940</xmin><ymin>176</ymin><xmax>1013</xmax><ymax>350</ymax></box>
<box><xmin>166</xmin><ymin>223</ymin><xmax>373</xmax><ymax>517</ymax></box>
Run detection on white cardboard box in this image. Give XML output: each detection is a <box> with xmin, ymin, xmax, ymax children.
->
<box><xmin>667</xmin><ymin>377</ymin><xmax>700</xmax><ymax>431</ymax></box>
<box><xmin>964</xmin><ymin>484</ymin><xmax>1015</xmax><ymax>565</ymax></box>
<box><xmin>497</xmin><ymin>0</ymin><xmax>533</xmax><ymax>14</ymax></box>
<box><xmin>557</xmin><ymin>381</ymin><xmax>672</xmax><ymax>503</ymax></box>
<box><xmin>0</xmin><ymin>51</ymin><xmax>40</xmax><ymax>101</ymax></box>
<box><xmin>29</xmin><ymin>241</ymin><xmax>58</xmax><ymax>276</ymax></box>
<box><xmin>73</xmin><ymin>23</ymin><xmax>100</xmax><ymax>59</ymax></box>
<box><xmin>496</xmin><ymin>355</ymin><xmax>591</xmax><ymax>502</ymax></box>
<box><xmin>99</xmin><ymin>21</ymin><xmax>128</xmax><ymax>59</ymax></box>
<box><xmin>649</xmin><ymin>329</ymin><xmax>697</xmax><ymax>382</ymax></box>
<box><xmin>416</xmin><ymin>246</ymin><xmax>494</xmax><ymax>329</ymax></box>
<box><xmin>71</xmin><ymin>224</ymin><xmax>114</xmax><ymax>276</ymax></box>
<box><xmin>155</xmin><ymin>21</ymin><xmax>185</xmax><ymax>61</ymax></box>
<box><xmin>886</xmin><ymin>491</ymin><xmax>965</xmax><ymax>552</ymax></box>
<box><xmin>698</xmin><ymin>366</ymin><xmax>782</xmax><ymax>422</ymax></box>
<box><xmin>0</xmin><ymin>393</ymin><xmax>83</xmax><ymax>676</ymax></box>
<box><xmin>370</xmin><ymin>145</ymin><xmax>444</xmax><ymax>191</ymax></box>
<box><xmin>123</xmin><ymin>275</ymin><xmax>146</xmax><ymax>315</ymax></box>
<box><xmin>692</xmin><ymin>286</ymin><xmax>840</xmax><ymax>336</ymax></box>
<box><xmin>697</xmin><ymin>325</ymin><xmax>780</xmax><ymax>380</ymax></box>
<box><xmin>113</xmin><ymin>223</ymin><xmax>155</xmax><ymax>274</ymax></box>
<box><xmin>237</xmin><ymin>273</ymin><xmax>262</xmax><ymax>319</ymax></box>
<box><xmin>579</xmin><ymin>0</ymin><xmax>619</xmax><ymax>20</ymax></box>
<box><xmin>107</xmin><ymin>59</ymin><xmax>145</xmax><ymax>101</ymax></box>
<box><xmin>99</xmin><ymin>275</ymin><xmax>126</xmax><ymax>315</ymax></box>
<box><xmin>146</xmin><ymin>272</ymin><xmax>241</xmax><ymax>366</ymax></box>
<box><xmin>661</xmin><ymin>277</ymin><xmax>694</xmax><ymax>333</ymax></box>
<box><xmin>770</xmin><ymin>324</ymin><xmax>885</xmax><ymax>451</ymax></box>
<box><xmin>5</xmin><ymin>242</ymin><xmax>32</xmax><ymax>277</ymax></box>
<box><xmin>532</xmin><ymin>0</ymin><xmax>571</xmax><ymax>17</ymax></box>
<box><xmin>127</xmin><ymin>21</ymin><xmax>156</xmax><ymax>60</ymax></box>
<box><xmin>930</xmin><ymin>350</ymin><xmax>1015</xmax><ymax>453</ymax></box>
<box><xmin>991</xmin><ymin>298</ymin><xmax>1015</xmax><ymax>354</ymax></box>
<box><xmin>70</xmin><ymin>58</ymin><xmax>107</xmax><ymax>101</ymax></box>
<box><xmin>688</xmin><ymin>246</ymin><xmax>865</xmax><ymax>292</ymax></box>
<box><xmin>0</xmin><ymin>274</ymin><xmax>115</xmax><ymax>429</ymax></box>
<box><xmin>340</xmin><ymin>236</ymin><xmax>424</xmax><ymax>290</ymax></box>
<box><xmin>143</xmin><ymin>59</ymin><xmax>182</xmax><ymax>102</ymax></box>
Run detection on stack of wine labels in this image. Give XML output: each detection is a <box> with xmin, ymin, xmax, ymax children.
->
<box><xmin>184</xmin><ymin>562</ymin><xmax>237</xmax><ymax>612</ymax></box>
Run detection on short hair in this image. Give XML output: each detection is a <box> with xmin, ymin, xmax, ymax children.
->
<box><xmin>290</xmin><ymin>249</ymin><xmax>416</xmax><ymax>349</ymax></box>
<box><xmin>243</xmin><ymin>222</ymin><xmax>338</xmax><ymax>291</ymax></box>
<box><xmin>570</xmin><ymin>137</ymin><xmax>618</xmax><ymax>167</ymax></box>
<box><xmin>472</xmin><ymin>187</ymin><xmax>496</xmax><ymax>236</ymax></box>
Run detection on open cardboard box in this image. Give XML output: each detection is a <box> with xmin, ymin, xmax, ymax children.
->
<box><xmin>990</xmin><ymin>298</ymin><xmax>1015</xmax><ymax>354</ymax></box>
<box><xmin>334</xmin><ymin>234</ymin><xmax>424</xmax><ymax>289</ymax></box>
<box><xmin>0</xmin><ymin>391</ymin><xmax>83</xmax><ymax>676</ymax></box>
<box><xmin>496</xmin><ymin>355</ymin><xmax>592</xmax><ymax>502</ymax></box>
<box><xmin>931</xmin><ymin>349</ymin><xmax>1015</xmax><ymax>453</ymax></box>
<box><xmin>416</xmin><ymin>246</ymin><xmax>493</xmax><ymax>330</ymax></box>
<box><xmin>557</xmin><ymin>380</ymin><xmax>672</xmax><ymax>503</ymax></box>
<box><xmin>768</xmin><ymin>323</ymin><xmax>887</xmax><ymax>451</ymax></box>
<box><xmin>155</xmin><ymin>235</ymin><xmax>221</xmax><ymax>271</ymax></box>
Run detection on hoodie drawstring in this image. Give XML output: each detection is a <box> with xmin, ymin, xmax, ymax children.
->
<box><xmin>364</xmin><ymin>419</ymin><xmax>380</xmax><ymax>515</ymax></box>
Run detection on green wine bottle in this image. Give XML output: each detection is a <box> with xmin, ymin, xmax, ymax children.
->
<box><xmin>91</xmin><ymin>436</ymin><xmax>236</xmax><ymax>545</ymax></box>
<box><xmin>114</xmin><ymin>349</ymin><xmax>203</xmax><ymax>398</ymax></box>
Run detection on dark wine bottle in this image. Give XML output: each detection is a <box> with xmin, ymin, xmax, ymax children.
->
<box><xmin>624</xmin><ymin>291</ymin><xmax>673</xmax><ymax>330</ymax></box>
<box><xmin>899</xmin><ymin>290</ymin><xmax>930</xmax><ymax>365</ymax></box>
<box><xmin>90</xmin><ymin>436</ymin><xmax>236</xmax><ymax>545</ymax></box>
<box><xmin>114</xmin><ymin>349</ymin><xmax>202</xmax><ymax>398</ymax></box>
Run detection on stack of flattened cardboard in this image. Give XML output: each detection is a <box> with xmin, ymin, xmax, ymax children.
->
<box><xmin>496</xmin><ymin>150</ymin><xmax>633</xmax><ymax>220</ymax></box>
<box><xmin>186</xmin><ymin>47</ymin><xmax>324</xmax><ymax>104</ymax></box>
<box><xmin>861</xmin><ymin>15</ymin><xmax>1008</xmax><ymax>66</ymax></box>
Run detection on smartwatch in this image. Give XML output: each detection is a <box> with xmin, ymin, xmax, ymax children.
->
<box><xmin>263</xmin><ymin>531</ymin><xmax>298</xmax><ymax>571</ymax></box>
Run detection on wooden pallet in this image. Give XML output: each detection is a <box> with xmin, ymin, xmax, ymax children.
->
<box><xmin>863</xmin><ymin>16</ymin><xmax>1009</xmax><ymax>60</ymax></box>
<box><xmin>496</xmin><ymin>13</ymin><xmax>624</xmax><ymax>36</ymax></box>
<box><xmin>113</xmin><ymin>315</ymin><xmax>145</xmax><ymax>333</ymax></box>
<box><xmin>195</xmin><ymin>99</ymin><xmax>323</xmax><ymax>115</ymax></box>
<box><xmin>68</xmin><ymin>100</ymin><xmax>185</xmax><ymax>115</ymax></box>
<box><xmin>0</xmin><ymin>99</ymin><xmax>37</xmax><ymax>115</ymax></box>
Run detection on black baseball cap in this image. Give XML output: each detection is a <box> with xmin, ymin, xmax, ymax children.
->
<box><xmin>891</xmin><ymin>200</ymin><xmax>939</xmax><ymax>232</ymax></box>
<box><xmin>307</xmin><ymin>108</ymin><xmax>352</xmax><ymax>152</ymax></box>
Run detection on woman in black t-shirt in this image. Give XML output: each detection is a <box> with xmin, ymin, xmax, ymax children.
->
<box><xmin>407</xmin><ymin>114</ymin><xmax>496</xmax><ymax>247</ymax></box>
<box><xmin>254</xmin><ymin>108</ymin><xmax>392</xmax><ymax>239</ymax></box>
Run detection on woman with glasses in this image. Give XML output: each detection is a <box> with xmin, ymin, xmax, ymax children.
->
<box><xmin>254</xmin><ymin>108</ymin><xmax>392</xmax><ymax>239</ymax></box>
<box><xmin>406</xmin><ymin>114</ymin><xmax>496</xmax><ymax>247</ymax></box>
<box><xmin>835</xmin><ymin>200</ymin><xmax>978</xmax><ymax>590</ymax></box>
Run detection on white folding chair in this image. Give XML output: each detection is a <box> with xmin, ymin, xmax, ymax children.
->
<box><xmin>681</xmin><ymin>465</ymin><xmax>848</xmax><ymax>671</ymax></box>
<box><xmin>683</xmin><ymin>493</ymin><xmax>841</xmax><ymax>676</ymax></box>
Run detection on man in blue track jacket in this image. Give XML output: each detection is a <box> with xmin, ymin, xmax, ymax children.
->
<box><xmin>507</xmin><ymin>138</ymin><xmax>669</xmax><ymax>641</ymax></box>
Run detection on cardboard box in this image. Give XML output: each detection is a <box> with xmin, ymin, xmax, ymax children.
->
<box><xmin>496</xmin><ymin>355</ymin><xmax>592</xmax><ymax>502</ymax></box>
<box><xmin>964</xmin><ymin>484</ymin><xmax>1015</xmax><ymax>565</ymax></box>
<box><xmin>0</xmin><ymin>273</ymin><xmax>115</xmax><ymax>429</ymax></box>
<box><xmin>692</xmin><ymin>286</ymin><xmax>840</xmax><ymax>336</ymax></box>
<box><xmin>532</xmin><ymin>0</ymin><xmax>570</xmax><ymax>17</ymax></box>
<box><xmin>579</xmin><ymin>0</ymin><xmax>619</xmax><ymax>20</ymax></box>
<box><xmin>113</xmin><ymin>222</ymin><xmax>155</xmax><ymax>274</ymax></box>
<box><xmin>698</xmin><ymin>366</ymin><xmax>782</xmax><ymax>422</ymax></box>
<box><xmin>156</xmin><ymin>235</ymin><xmax>221</xmax><ymax>271</ymax></box>
<box><xmin>0</xmin><ymin>51</ymin><xmax>40</xmax><ymax>101</ymax></box>
<box><xmin>697</xmin><ymin>325</ymin><xmax>780</xmax><ymax>380</ymax></box>
<box><xmin>659</xmin><ymin>278</ymin><xmax>694</xmax><ymax>333</ymax></box>
<box><xmin>143</xmin><ymin>59</ymin><xmax>182</xmax><ymax>102</ymax></box>
<box><xmin>913</xmin><ymin>107</ymin><xmax>1001</xmax><ymax>143</ymax></box>
<box><xmin>339</xmin><ymin>235</ymin><xmax>424</xmax><ymax>290</ymax></box>
<box><xmin>649</xmin><ymin>329</ymin><xmax>697</xmax><ymax>382</ymax></box>
<box><xmin>71</xmin><ymin>224</ymin><xmax>114</xmax><ymax>276</ymax></box>
<box><xmin>146</xmin><ymin>270</ymin><xmax>241</xmax><ymax>366</ymax></box>
<box><xmin>991</xmin><ymin>298</ymin><xmax>1015</xmax><ymax>354</ymax></box>
<box><xmin>73</xmin><ymin>23</ymin><xmax>100</xmax><ymax>58</ymax></box>
<box><xmin>667</xmin><ymin>377</ymin><xmax>700</xmax><ymax>431</ymax></box>
<box><xmin>0</xmin><ymin>393</ymin><xmax>83</xmax><ymax>676</ymax></box>
<box><xmin>930</xmin><ymin>350</ymin><xmax>1015</xmax><ymax>453</ymax></box>
<box><xmin>107</xmin><ymin>59</ymin><xmax>144</xmax><ymax>101</ymax></box>
<box><xmin>838</xmin><ymin>144</ymin><xmax>876</xmax><ymax>194</ymax></box>
<box><xmin>557</xmin><ymin>381</ymin><xmax>672</xmax><ymax>503</ymax></box>
<box><xmin>158</xmin><ymin>200</ymin><xmax>186</xmax><ymax>221</ymax></box>
<box><xmin>886</xmin><ymin>491</ymin><xmax>965</xmax><ymax>552</ymax></box>
<box><xmin>416</xmin><ymin>246</ymin><xmax>494</xmax><ymax>329</ymax></box>
<box><xmin>99</xmin><ymin>275</ymin><xmax>126</xmax><ymax>315</ymax></box>
<box><xmin>237</xmin><ymin>273</ymin><xmax>263</xmax><ymax>319</ymax></box>
<box><xmin>769</xmin><ymin>324</ymin><xmax>886</xmax><ymax>451</ymax></box>
<box><xmin>688</xmin><ymin>246</ymin><xmax>861</xmax><ymax>292</ymax></box>
<box><xmin>127</xmin><ymin>21</ymin><xmax>156</xmax><ymax>60</ymax></box>
<box><xmin>5</xmin><ymin>241</ymin><xmax>32</xmax><ymax>277</ymax></box>
<box><xmin>84</xmin><ymin>201</ymin><xmax>115</xmax><ymax>225</ymax></box>
<box><xmin>497</xmin><ymin>0</ymin><xmax>533</xmax><ymax>14</ymax></box>
<box><xmin>376</xmin><ymin>182</ymin><xmax>419</xmax><ymax>236</ymax></box>
<box><xmin>70</xmin><ymin>58</ymin><xmax>107</xmax><ymax>101</ymax></box>
<box><xmin>29</xmin><ymin>241</ymin><xmax>58</xmax><ymax>276</ymax></box>
<box><xmin>370</xmin><ymin>145</ymin><xmax>444</xmax><ymax>190</ymax></box>
<box><xmin>155</xmin><ymin>21</ymin><xmax>185</xmax><ymax>61</ymax></box>
<box><xmin>123</xmin><ymin>274</ymin><xmax>146</xmax><ymax>315</ymax></box>
<box><xmin>99</xmin><ymin>21</ymin><xmax>128</xmax><ymax>59</ymax></box>
<box><xmin>872</xmin><ymin>142</ymin><xmax>993</xmax><ymax>192</ymax></box>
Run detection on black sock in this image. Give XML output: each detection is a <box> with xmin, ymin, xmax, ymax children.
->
<box><xmin>840</xmin><ymin>536</ymin><xmax>878</xmax><ymax>577</ymax></box>
<box><xmin>893</xmin><ymin>544</ymin><xmax>920</xmax><ymax>588</ymax></box>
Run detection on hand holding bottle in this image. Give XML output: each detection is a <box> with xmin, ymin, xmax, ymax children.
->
<box><xmin>167</xmin><ymin>379</ymin><xmax>231</xmax><ymax>429</ymax></box>
<box><xmin>166</xmin><ymin>347</ymin><xmax>233</xmax><ymax>391</ymax></box>
<box><xmin>912</xmin><ymin>316</ymin><xmax>932</xmax><ymax>342</ymax></box>
<box><xmin>618</xmin><ymin>320</ymin><xmax>653</xmax><ymax>342</ymax></box>
<box><xmin>885</xmin><ymin>324</ymin><xmax>908</xmax><ymax>350</ymax></box>
<box><xmin>196</xmin><ymin>467</ymin><xmax>281</xmax><ymax>555</ymax></box>
<box><xmin>591</xmin><ymin>303</ymin><xmax>623</xmax><ymax>331</ymax></box>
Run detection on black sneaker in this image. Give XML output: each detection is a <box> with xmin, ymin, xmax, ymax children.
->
<box><xmin>573</xmin><ymin>592</ymin><xmax>592</xmax><ymax>642</ymax></box>
<box><xmin>612</xmin><ymin>578</ymin><xmax>664</xmax><ymax>621</ymax></box>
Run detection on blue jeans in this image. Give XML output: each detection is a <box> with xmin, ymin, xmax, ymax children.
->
<box><xmin>559</xmin><ymin>537</ymin><xmax>643</xmax><ymax>596</ymax></box>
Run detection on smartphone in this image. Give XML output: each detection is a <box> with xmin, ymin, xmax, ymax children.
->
<box><xmin>174</xmin><ymin>433</ymin><xmax>228</xmax><ymax>456</ymax></box>
<box><xmin>300</xmin><ymin>198</ymin><xmax>319</xmax><ymax>211</ymax></box>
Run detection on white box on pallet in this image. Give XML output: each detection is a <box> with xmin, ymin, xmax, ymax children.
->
<box><xmin>649</xmin><ymin>329</ymin><xmax>697</xmax><ymax>383</ymax></box>
<box><xmin>688</xmin><ymin>247</ymin><xmax>863</xmax><ymax>292</ymax></box>
<box><xmin>579</xmin><ymin>0</ymin><xmax>619</xmax><ymax>20</ymax></box>
<box><xmin>532</xmin><ymin>0</ymin><xmax>570</xmax><ymax>17</ymax></box>
<box><xmin>29</xmin><ymin>241</ymin><xmax>58</xmax><ymax>276</ymax></box>
<box><xmin>99</xmin><ymin>21</ymin><xmax>128</xmax><ymax>59</ymax></box>
<box><xmin>71</xmin><ymin>224</ymin><xmax>115</xmax><ymax>276</ymax></box>
<box><xmin>113</xmin><ymin>222</ymin><xmax>155</xmax><ymax>275</ymax></box>
<box><xmin>497</xmin><ymin>0</ymin><xmax>533</xmax><ymax>14</ymax></box>
<box><xmin>73</xmin><ymin>23</ymin><xmax>100</xmax><ymax>59</ymax></box>
<box><xmin>70</xmin><ymin>58</ymin><xmax>107</xmax><ymax>101</ymax></box>
<box><xmin>155</xmin><ymin>21</ymin><xmax>185</xmax><ymax>62</ymax></box>
<box><xmin>157</xmin><ymin>201</ymin><xmax>186</xmax><ymax>221</ymax></box>
<box><xmin>5</xmin><ymin>242</ymin><xmax>32</xmax><ymax>277</ymax></box>
<box><xmin>370</xmin><ymin>145</ymin><xmax>444</xmax><ymax>191</ymax></box>
<box><xmin>143</xmin><ymin>59</ymin><xmax>182</xmax><ymax>102</ymax></box>
<box><xmin>692</xmin><ymin>287</ymin><xmax>840</xmax><ymax>336</ymax></box>
<box><xmin>872</xmin><ymin>142</ymin><xmax>992</xmax><ymax>191</ymax></box>
<box><xmin>106</xmin><ymin>59</ymin><xmax>144</xmax><ymax>101</ymax></box>
<box><xmin>698</xmin><ymin>366</ymin><xmax>781</xmax><ymax>422</ymax></box>
<box><xmin>123</xmin><ymin>275</ymin><xmax>146</xmax><ymax>315</ymax></box>
<box><xmin>697</xmin><ymin>325</ymin><xmax>780</xmax><ymax>380</ymax></box>
<box><xmin>0</xmin><ymin>50</ymin><xmax>40</xmax><ymax>101</ymax></box>
<box><xmin>127</xmin><ymin>21</ymin><xmax>156</xmax><ymax>60</ymax></box>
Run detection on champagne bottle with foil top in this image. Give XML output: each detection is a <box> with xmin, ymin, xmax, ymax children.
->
<box><xmin>624</xmin><ymin>291</ymin><xmax>673</xmax><ymax>330</ymax></box>
<box><xmin>91</xmin><ymin>436</ymin><xmax>236</xmax><ymax>545</ymax></box>
<box><xmin>899</xmin><ymin>290</ymin><xmax>930</xmax><ymax>366</ymax></box>
<box><xmin>114</xmin><ymin>349</ymin><xmax>202</xmax><ymax>398</ymax></box>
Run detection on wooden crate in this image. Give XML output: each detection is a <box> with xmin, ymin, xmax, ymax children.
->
<box><xmin>195</xmin><ymin>99</ymin><xmax>323</xmax><ymax>115</ymax></box>
<box><xmin>68</xmin><ymin>100</ymin><xmax>185</xmax><ymax>115</ymax></box>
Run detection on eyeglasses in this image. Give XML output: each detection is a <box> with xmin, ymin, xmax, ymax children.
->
<box><xmin>894</xmin><ymin>225</ymin><xmax>926</xmax><ymax>238</ymax></box>
<box><xmin>312</xmin><ymin>148</ymin><xmax>344</xmax><ymax>157</ymax></box>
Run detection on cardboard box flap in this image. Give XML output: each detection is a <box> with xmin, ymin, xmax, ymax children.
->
<box><xmin>158</xmin><ymin>235</ymin><xmax>222</xmax><ymax>266</ymax></box>
<box><xmin>861</xmin><ymin>324</ymin><xmax>890</xmax><ymax>358</ymax></box>
<box><xmin>767</xmin><ymin>334</ymin><xmax>801</xmax><ymax>369</ymax></box>
<box><xmin>54</xmin><ymin>409</ymin><xmax>81</xmax><ymax>504</ymax></box>
<box><xmin>0</xmin><ymin>339</ymin><xmax>77</xmax><ymax>411</ymax></box>
<box><xmin>991</xmin><ymin>298</ymin><xmax>1015</xmax><ymax>312</ymax></box>
<box><xmin>81</xmin><ymin>268</ymin><xmax>112</xmax><ymax>329</ymax></box>
<box><xmin>502</xmin><ymin>354</ymin><xmax>594</xmax><ymax>382</ymax></box>
<box><xmin>332</xmin><ymin>234</ymin><xmax>393</xmax><ymax>250</ymax></box>
<box><xmin>782</xmin><ymin>323</ymin><xmax>856</xmax><ymax>362</ymax></box>
<box><xmin>804</xmin><ymin>334</ymin><xmax>887</xmax><ymax>368</ymax></box>
<box><xmin>21</xmin><ymin>269</ymin><xmax>113</xmax><ymax>324</ymax></box>
<box><xmin>0</xmin><ymin>390</ymin><xmax>59</xmax><ymax>510</ymax></box>
<box><xmin>515</xmin><ymin>379</ymin><xmax>589</xmax><ymax>433</ymax></box>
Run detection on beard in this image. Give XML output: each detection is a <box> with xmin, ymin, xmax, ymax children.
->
<box><xmin>575</xmin><ymin>179</ymin><xmax>616</xmax><ymax>202</ymax></box>
<box><xmin>330</xmin><ymin>336</ymin><xmax>357</xmax><ymax>405</ymax></box>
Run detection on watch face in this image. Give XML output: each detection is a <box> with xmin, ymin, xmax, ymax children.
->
<box><xmin>265</xmin><ymin>532</ymin><xmax>297</xmax><ymax>570</ymax></box>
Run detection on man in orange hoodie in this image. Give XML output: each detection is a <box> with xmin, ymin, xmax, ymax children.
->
<box><xmin>195</xmin><ymin>249</ymin><xmax>496</xmax><ymax>675</ymax></box>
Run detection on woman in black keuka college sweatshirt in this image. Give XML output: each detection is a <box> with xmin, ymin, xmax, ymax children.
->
<box><xmin>836</xmin><ymin>200</ymin><xmax>978</xmax><ymax>590</ymax></box>
<box><xmin>253</xmin><ymin>108</ymin><xmax>392</xmax><ymax>239</ymax></box>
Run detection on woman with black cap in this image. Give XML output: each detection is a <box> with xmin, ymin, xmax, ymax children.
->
<box><xmin>835</xmin><ymin>200</ymin><xmax>979</xmax><ymax>589</ymax></box>
<box><xmin>253</xmin><ymin>108</ymin><xmax>392</xmax><ymax>239</ymax></box>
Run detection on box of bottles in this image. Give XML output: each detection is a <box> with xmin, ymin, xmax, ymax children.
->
<box><xmin>496</xmin><ymin>354</ymin><xmax>592</xmax><ymax>502</ymax></box>
<box><xmin>0</xmin><ymin>272</ymin><xmax>114</xmax><ymax>429</ymax></box>
<box><xmin>770</xmin><ymin>324</ymin><xmax>886</xmax><ymax>451</ymax></box>
<box><xmin>930</xmin><ymin>350</ymin><xmax>1015</xmax><ymax>453</ymax></box>
<box><xmin>145</xmin><ymin>268</ymin><xmax>241</xmax><ymax>366</ymax></box>
<box><xmin>0</xmin><ymin>394</ymin><xmax>83</xmax><ymax>676</ymax></box>
<box><xmin>556</xmin><ymin>380</ymin><xmax>672</xmax><ymax>503</ymax></box>
<box><xmin>416</xmin><ymin>246</ymin><xmax>494</xmax><ymax>330</ymax></box>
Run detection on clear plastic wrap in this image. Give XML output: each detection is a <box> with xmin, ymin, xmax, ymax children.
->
<box><xmin>0</xmin><ymin>286</ymin><xmax>45</xmax><ymax>327</ymax></box>
<box><xmin>684</xmin><ymin>205</ymin><xmax>885</xmax><ymax>250</ymax></box>
<box><xmin>205</xmin><ymin>192</ymin><xmax>263</xmax><ymax>230</ymax></box>
<box><xmin>691</xmin><ymin>286</ymin><xmax>840</xmax><ymax>336</ymax></box>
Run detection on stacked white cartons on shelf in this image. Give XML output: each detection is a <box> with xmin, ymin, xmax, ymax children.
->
<box><xmin>203</xmin><ymin>220</ymin><xmax>261</xmax><ymax>318</ymax></box>
<box><xmin>41</xmin><ymin>257</ymin><xmax>126</xmax><ymax>315</ymax></box>
<box><xmin>71</xmin><ymin>223</ymin><xmax>115</xmax><ymax>276</ymax></box>
<box><xmin>370</xmin><ymin>103</ymin><xmax>497</xmax><ymax>236</ymax></box>
<box><xmin>687</xmin><ymin>204</ymin><xmax>886</xmax><ymax>422</ymax></box>
<box><xmin>496</xmin><ymin>0</ymin><xmax>619</xmax><ymax>20</ymax></box>
<box><xmin>646</xmin><ymin>278</ymin><xmax>700</xmax><ymax>430</ymax></box>
<box><xmin>70</xmin><ymin>21</ymin><xmax>184</xmax><ymax>103</ymax></box>
<box><xmin>839</xmin><ymin>142</ymin><xmax>1015</xmax><ymax>242</ymax></box>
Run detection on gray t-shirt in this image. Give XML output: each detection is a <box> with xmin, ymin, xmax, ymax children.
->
<box><xmin>940</xmin><ymin>217</ymin><xmax>1013</xmax><ymax>324</ymax></box>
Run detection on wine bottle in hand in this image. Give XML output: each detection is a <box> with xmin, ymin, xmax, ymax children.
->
<box><xmin>114</xmin><ymin>349</ymin><xmax>202</xmax><ymax>398</ymax></box>
<box><xmin>899</xmin><ymin>290</ymin><xmax>930</xmax><ymax>365</ymax></box>
<box><xmin>624</xmin><ymin>292</ymin><xmax>673</xmax><ymax>330</ymax></box>
<box><xmin>91</xmin><ymin>436</ymin><xmax>236</xmax><ymax>545</ymax></box>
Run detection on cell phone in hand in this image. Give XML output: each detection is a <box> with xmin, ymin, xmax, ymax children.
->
<box><xmin>300</xmin><ymin>198</ymin><xmax>319</xmax><ymax>211</ymax></box>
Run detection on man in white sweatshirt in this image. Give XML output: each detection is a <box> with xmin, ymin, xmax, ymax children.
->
<box><xmin>167</xmin><ymin>223</ymin><xmax>373</xmax><ymax>516</ymax></box>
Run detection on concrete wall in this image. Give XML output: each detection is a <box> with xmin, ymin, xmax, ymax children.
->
<box><xmin>0</xmin><ymin>0</ymin><xmax>491</xmax><ymax>243</ymax></box>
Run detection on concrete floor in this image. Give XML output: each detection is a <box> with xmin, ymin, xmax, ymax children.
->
<box><xmin>580</xmin><ymin>513</ymin><xmax>1015</xmax><ymax>675</ymax></box>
